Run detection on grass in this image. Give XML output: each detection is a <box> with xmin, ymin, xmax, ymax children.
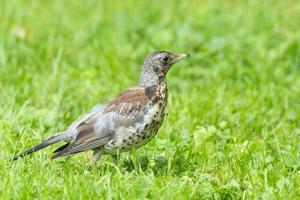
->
<box><xmin>0</xmin><ymin>0</ymin><xmax>300</xmax><ymax>199</ymax></box>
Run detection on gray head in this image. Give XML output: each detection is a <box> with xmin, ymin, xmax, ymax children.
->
<box><xmin>140</xmin><ymin>51</ymin><xmax>189</xmax><ymax>86</ymax></box>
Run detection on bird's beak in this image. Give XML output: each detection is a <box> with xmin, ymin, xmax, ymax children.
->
<box><xmin>173</xmin><ymin>53</ymin><xmax>190</xmax><ymax>63</ymax></box>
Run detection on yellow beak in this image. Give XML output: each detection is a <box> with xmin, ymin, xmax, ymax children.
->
<box><xmin>174</xmin><ymin>53</ymin><xmax>190</xmax><ymax>63</ymax></box>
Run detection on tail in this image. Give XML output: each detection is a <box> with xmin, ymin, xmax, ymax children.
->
<box><xmin>12</xmin><ymin>132</ymin><xmax>68</xmax><ymax>161</ymax></box>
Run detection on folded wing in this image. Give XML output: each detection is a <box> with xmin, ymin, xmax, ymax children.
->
<box><xmin>52</xmin><ymin>87</ymin><xmax>151</xmax><ymax>158</ymax></box>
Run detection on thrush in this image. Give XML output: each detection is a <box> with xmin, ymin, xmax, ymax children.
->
<box><xmin>12</xmin><ymin>51</ymin><xmax>189</xmax><ymax>163</ymax></box>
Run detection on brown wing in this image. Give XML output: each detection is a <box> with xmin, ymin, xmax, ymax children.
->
<box><xmin>103</xmin><ymin>86</ymin><xmax>152</xmax><ymax>126</ymax></box>
<box><xmin>52</xmin><ymin>87</ymin><xmax>152</xmax><ymax>158</ymax></box>
<box><xmin>104</xmin><ymin>87</ymin><xmax>150</xmax><ymax>114</ymax></box>
<box><xmin>75</xmin><ymin>86</ymin><xmax>151</xmax><ymax>132</ymax></box>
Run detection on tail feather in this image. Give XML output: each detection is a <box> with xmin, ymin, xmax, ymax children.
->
<box><xmin>51</xmin><ymin>150</ymin><xmax>75</xmax><ymax>160</ymax></box>
<box><xmin>12</xmin><ymin>132</ymin><xmax>68</xmax><ymax>161</ymax></box>
<box><xmin>51</xmin><ymin>144</ymin><xmax>71</xmax><ymax>159</ymax></box>
<box><xmin>53</xmin><ymin>143</ymin><xmax>70</xmax><ymax>153</ymax></box>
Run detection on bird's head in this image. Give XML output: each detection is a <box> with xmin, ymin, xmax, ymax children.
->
<box><xmin>140</xmin><ymin>51</ymin><xmax>189</xmax><ymax>86</ymax></box>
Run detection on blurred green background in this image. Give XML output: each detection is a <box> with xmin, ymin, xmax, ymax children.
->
<box><xmin>0</xmin><ymin>0</ymin><xmax>299</xmax><ymax>199</ymax></box>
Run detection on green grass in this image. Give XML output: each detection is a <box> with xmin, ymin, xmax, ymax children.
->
<box><xmin>1</xmin><ymin>0</ymin><xmax>300</xmax><ymax>199</ymax></box>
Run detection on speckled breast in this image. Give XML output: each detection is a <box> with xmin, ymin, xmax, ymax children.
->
<box><xmin>134</xmin><ymin>82</ymin><xmax>168</xmax><ymax>146</ymax></box>
<box><xmin>116</xmin><ymin>82</ymin><xmax>168</xmax><ymax>151</ymax></box>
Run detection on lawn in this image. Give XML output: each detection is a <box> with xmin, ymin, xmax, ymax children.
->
<box><xmin>0</xmin><ymin>0</ymin><xmax>299</xmax><ymax>199</ymax></box>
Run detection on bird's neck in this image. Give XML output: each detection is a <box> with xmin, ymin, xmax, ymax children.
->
<box><xmin>139</xmin><ymin>71</ymin><xmax>166</xmax><ymax>87</ymax></box>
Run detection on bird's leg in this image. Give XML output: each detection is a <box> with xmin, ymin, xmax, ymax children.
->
<box><xmin>92</xmin><ymin>150</ymin><xmax>103</xmax><ymax>165</ymax></box>
<box><xmin>112</xmin><ymin>151</ymin><xmax>121</xmax><ymax>164</ymax></box>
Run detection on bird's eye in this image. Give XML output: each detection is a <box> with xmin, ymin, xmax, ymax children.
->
<box><xmin>161</xmin><ymin>56</ymin><xmax>169</xmax><ymax>63</ymax></box>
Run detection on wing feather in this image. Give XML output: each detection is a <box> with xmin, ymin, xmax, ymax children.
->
<box><xmin>52</xmin><ymin>87</ymin><xmax>152</xmax><ymax>158</ymax></box>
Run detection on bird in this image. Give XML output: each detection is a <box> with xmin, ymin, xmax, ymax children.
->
<box><xmin>12</xmin><ymin>51</ymin><xmax>190</xmax><ymax>163</ymax></box>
